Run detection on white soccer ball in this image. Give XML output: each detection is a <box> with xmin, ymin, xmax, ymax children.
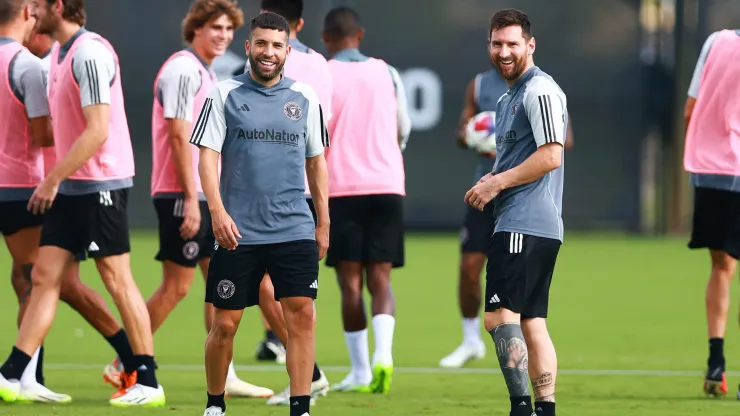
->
<box><xmin>465</xmin><ymin>111</ymin><xmax>497</xmax><ymax>153</ymax></box>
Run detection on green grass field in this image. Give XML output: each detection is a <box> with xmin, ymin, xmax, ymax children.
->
<box><xmin>0</xmin><ymin>231</ymin><xmax>739</xmax><ymax>415</ymax></box>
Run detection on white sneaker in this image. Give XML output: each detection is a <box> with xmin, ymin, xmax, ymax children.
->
<box><xmin>204</xmin><ymin>405</ymin><xmax>225</xmax><ymax>416</ymax></box>
<box><xmin>18</xmin><ymin>382</ymin><xmax>72</xmax><ymax>403</ymax></box>
<box><xmin>0</xmin><ymin>373</ymin><xmax>20</xmax><ymax>403</ymax></box>
<box><xmin>266</xmin><ymin>341</ymin><xmax>286</xmax><ymax>365</ymax></box>
<box><xmin>109</xmin><ymin>383</ymin><xmax>166</xmax><ymax>407</ymax></box>
<box><xmin>330</xmin><ymin>373</ymin><xmax>371</xmax><ymax>392</ymax></box>
<box><xmin>103</xmin><ymin>358</ymin><xmax>124</xmax><ymax>388</ymax></box>
<box><xmin>225</xmin><ymin>377</ymin><xmax>274</xmax><ymax>398</ymax></box>
<box><xmin>439</xmin><ymin>342</ymin><xmax>486</xmax><ymax>368</ymax></box>
<box><xmin>266</xmin><ymin>378</ymin><xmax>324</xmax><ymax>407</ymax></box>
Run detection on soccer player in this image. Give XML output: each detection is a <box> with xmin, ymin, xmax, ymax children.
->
<box><xmin>252</xmin><ymin>0</ymin><xmax>332</xmax><ymax>405</ymax></box>
<box><xmin>683</xmin><ymin>28</ymin><xmax>740</xmax><ymax>397</ymax></box>
<box><xmin>141</xmin><ymin>0</ymin><xmax>273</xmax><ymax>399</ymax></box>
<box><xmin>0</xmin><ymin>0</ymin><xmax>166</xmax><ymax>406</ymax></box>
<box><xmin>192</xmin><ymin>12</ymin><xmax>329</xmax><ymax>416</ymax></box>
<box><xmin>464</xmin><ymin>9</ymin><xmax>566</xmax><ymax>416</ymax></box>
<box><xmin>320</xmin><ymin>7</ymin><xmax>411</xmax><ymax>394</ymax></box>
<box><xmin>441</xmin><ymin>70</ymin><xmax>574</xmax><ymax>368</ymax></box>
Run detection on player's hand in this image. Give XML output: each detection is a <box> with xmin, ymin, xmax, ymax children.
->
<box><xmin>465</xmin><ymin>175</ymin><xmax>502</xmax><ymax>211</ymax></box>
<box><xmin>315</xmin><ymin>222</ymin><xmax>329</xmax><ymax>260</ymax></box>
<box><xmin>476</xmin><ymin>173</ymin><xmax>493</xmax><ymax>184</ymax></box>
<box><xmin>27</xmin><ymin>176</ymin><xmax>60</xmax><ymax>215</ymax></box>
<box><xmin>211</xmin><ymin>208</ymin><xmax>241</xmax><ymax>250</ymax></box>
<box><xmin>180</xmin><ymin>197</ymin><xmax>201</xmax><ymax>240</ymax></box>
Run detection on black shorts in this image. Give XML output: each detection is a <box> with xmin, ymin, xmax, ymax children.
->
<box><xmin>485</xmin><ymin>231</ymin><xmax>561</xmax><ymax>318</ymax></box>
<box><xmin>306</xmin><ymin>197</ymin><xmax>317</xmax><ymax>224</ymax></box>
<box><xmin>688</xmin><ymin>187</ymin><xmax>740</xmax><ymax>259</ymax></box>
<box><xmin>326</xmin><ymin>194</ymin><xmax>404</xmax><ymax>268</ymax></box>
<box><xmin>154</xmin><ymin>198</ymin><xmax>215</xmax><ymax>267</ymax></box>
<box><xmin>205</xmin><ymin>240</ymin><xmax>319</xmax><ymax>309</ymax></box>
<box><xmin>460</xmin><ymin>202</ymin><xmax>495</xmax><ymax>254</ymax></box>
<box><xmin>39</xmin><ymin>189</ymin><xmax>130</xmax><ymax>260</ymax></box>
<box><xmin>0</xmin><ymin>200</ymin><xmax>44</xmax><ymax>236</ymax></box>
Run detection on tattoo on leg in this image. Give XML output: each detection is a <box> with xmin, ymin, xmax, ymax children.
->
<box><xmin>532</xmin><ymin>372</ymin><xmax>555</xmax><ymax>402</ymax></box>
<box><xmin>490</xmin><ymin>323</ymin><xmax>530</xmax><ymax>397</ymax></box>
<box><xmin>20</xmin><ymin>288</ymin><xmax>31</xmax><ymax>305</ymax></box>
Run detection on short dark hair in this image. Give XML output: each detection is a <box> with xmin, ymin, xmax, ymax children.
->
<box><xmin>250</xmin><ymin>11</ymin><xmax>290</xmax><ymax>38</ymax></box>
<box><xmin>46</xmin><ymin>0</ymin><xmax>85</xmax><ymax>26</ymax></box>
<box><xmin>182</xmin><ymin>0</ymin><xmax>244</xmax><ymax>44</ymax></box>
<box><xmin>323</xmin><ymin>6</ymin><xmax>361</xmax><ymax>38</ymax></box>
<box><xmin>489</xmin><ymin>8</ymin><xmax>532</xmax><ymax>40</ymax></box>
<box><xmin>259</xmin><ymin>0</ymin><xmax>301</xmax><ymax>25</ymax></box>
<box><xmin>0</xmin><ymin>0</ymin><xmax>26</xmax><ymax>25</ymax></box>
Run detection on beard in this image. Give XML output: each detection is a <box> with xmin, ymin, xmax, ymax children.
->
<box><xmin>34</xmin><ymin>16</ymin><xmax>57</xmax><ymax>36</ymax></box>
<box><xmin>492</xmin><ymin>53</ymin><xmax>528</xmax><ymax>81</ymax></box>
<box><xmin>248</xmin><ymin>53</ymin><xmax>285</xmax><ymax>83</ymax></box>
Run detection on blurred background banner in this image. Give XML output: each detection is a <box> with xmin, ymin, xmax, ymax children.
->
<box><xmin>83</xmin><ymin>0</ymin><xmax>740</xmax><ymax>232</ymax></box>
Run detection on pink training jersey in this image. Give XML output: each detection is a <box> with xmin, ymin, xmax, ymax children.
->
<box><xmin>282</xmin><ymin>39</ymin><xmax>333</xmax><ymax>196</ymax></box>
<box><xmin>327</xmin><ymin>55</ymin><xmax>405</xmax><ymax>197</ymax></box>
<box><xmin>0</xmin><ymin>41</ymin><xmax>44</xmax><ymax>189</ymax></box>
<box><xmin>151</xmin><ymin>50</ymin><xmax>215</xmax><ymax>196</ymax></box>
<box><xmin>684</xmin><ymin>29</ymin><xmax>740</xmax><ymax>176</ymax></box>
<box><xmin>48</xmin><ymin>32</ymin><xmax>134</xmax><ymax>182</ymax></box>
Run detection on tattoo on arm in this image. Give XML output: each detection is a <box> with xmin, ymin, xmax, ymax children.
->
<box><xmin>532</xmin><ymin>372</ymin><xmax>555</xmax><ymax>402</ymax></box>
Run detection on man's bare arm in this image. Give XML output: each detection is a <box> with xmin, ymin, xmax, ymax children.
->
<box><xmin>495</xmin><ymin>143</ymin><xmax>563</xmax><ymax>192</ymax></box>
<box><xmin>198</xmin><ymin>147</ymin><xmax>224</xmax><ymax>213</ymax></box>
<box><xmin>28</xmin><ymin>116</ymin><xmax>53</xmax><ymax>148</ymax></box>
<box><xmin>46</xmin><ymin>104</ymin><xmax>109</xmax><ymax>183</ymax></box>
<box><xmin>305</xmin><ymin>154</ymin><xmax>329</xmax><ymax>227</ymax></box>
<box><xmin>457</xmin><ymin>77</ymin><xmax>478</xmax><ymax>148</ymax></box>
<box><xmin>167</xmin><ymin>119</ymin><xmax>198</xmax><ymax>199</ymax></box>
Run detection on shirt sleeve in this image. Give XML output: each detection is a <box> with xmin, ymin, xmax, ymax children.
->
<box><xmin>688</xmin><ymin>31</ymin><xmax>719</xmax><ymax>98</ymax></box>
<box><xmin>72</xmin><ymin>39</ymin><xmax>116</xmax><ymax>108</ymax></box>
<box><xmin>158</xmin><ymin>56</ymin><xmax>201</xmax><ymax>122</ymax></box>
<box><xmin>388</xmin><ymin>65</ymin><xmax>412</xmax><ymax>151</ymax></box>
<box><xmin>523</xmin><ymin>77</ymin><xmax>567</xmax><ymax>147</ymax></box>
<box><xmin>304</xmin><ymin>85</ymin><xmax>329</xmax><ymax>158</ymax></box>
<box><xmin>11</xmin><ymin>50</ymin><xmax>50</xmax><ymax>118</ymax></box>
<box><xmin>189</xmin><ymin>84</ymin><xmax>226</xmax><ymax>153</ymax></box>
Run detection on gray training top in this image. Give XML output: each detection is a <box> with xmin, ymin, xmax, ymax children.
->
<box><xmin>493</xmin><ymin>66</ymin><xmax>568</xmax><ymax>242</ymax></box>
<box><xmin>471</xmin><ymin>68</ymin><xmax>508</xmax><ymax>184</ymax></box>
<box><xmin>190</xmin><ymin>73</ymin><xmax>329</xmax><ymax>245</ymax></box>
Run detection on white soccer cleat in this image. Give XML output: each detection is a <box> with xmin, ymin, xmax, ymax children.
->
<box><xmin>439</xmin><ymin>342</ymin><xmax>486</xmax><ymax>368</ymax></box>
<box><xmin>103</xmin><ymin>357</ymin><xmax>124</xmax><ymax>388</ymax></box>
<box><xmin>0</xmin><ymin>372</ymin><xmax>20</xmax><ymax>403</ymax></box>
<box><xmin>18</xmin><ymin>382</ymin><xmax>72</xmax><ymax>403</ymax></box>
<box><xmin>266</xmin><ymin>371</ymin><xmax>328</xmax><ymax>407</ymax></box>
<box><xmin>265</xmin><ymin>341</ymin><xmax>286</xmax><ymax>365</ymax></box>
<box><xmin>225</xmin><ymin>377</ymin><xmax>274</xmax><ymax>398</ymax></box>
<box><xmin>109</xmin><ymin>383</ymin><xmax>166</xmax><ymax>407</ymax></box>
<box><xmin>204</xmin><ymin>405</ymin><xmax>225</xmax><ymax>416</ymax></box>
<box><xmin>329</xmin><ymin>373</ymin><xmax>371</xmax><ymax>393</ymax></box>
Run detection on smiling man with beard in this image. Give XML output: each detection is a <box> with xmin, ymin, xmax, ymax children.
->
<box><xmin>464</xmin><ymin>8</ymin><xmax>567</xmax><ymax>416</ymax></box>
<box><xmin>191</xmin><ymin>11</ymin><xmax>329</xmax><ymax>416</ymax></box>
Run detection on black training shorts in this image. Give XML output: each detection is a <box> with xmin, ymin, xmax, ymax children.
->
<box><xmin>205</xmin><ymin>239</ymin><xmax>319</xmax><ymax>310</ymax></box>
<box><xmin>485</xmin><ymin>231</ymin><xmax>561</xmax><ymax>319</ymax></box>
<box><xmin>326</xmin><ymin>194</ymin><xmax>404</xmax><ymax>268</ymax></box>
<box><xmin>0</xmin><ymin>200</ymin><xmax>44</xmax><ymax>236</ymax></box>
<box><xmin>460</xmin><ymin>202</ymin><xmax>495</xmax><ymax>254</ymax></box>
<box><xmin>688</xmin><ymin>186</ymin><xmax>740</xmax><ymax>259</ymax></box>
<box><xmin>154</xmin><ymin>198</ymin><xmax>215</xmax><ymax>267</ymax></box>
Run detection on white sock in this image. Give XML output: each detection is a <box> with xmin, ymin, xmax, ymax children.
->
<box><xmin>343</xmin><ymin>329</ymin><xmax>371</xmax><ymax>384</ymax></box>
<box><xmin>462</xmin><ymin>317</ymin><xmax>482</xmax><ymax>347</ymax></box>
<box><xmin>226</xmin><ymin>360</ymin><xmax>238</xmax><ymax>382</ymax></box>
<box><xmin>371</xmin><ymin>314</ymin><xmax>395</xmax><ymax>366</ymax></box>
<box><xmin>20</xmin><ymin>347</ymin><xmax>41</xmax><ymax>387</ymax></box>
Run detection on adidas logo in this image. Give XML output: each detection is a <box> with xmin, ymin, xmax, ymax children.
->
<box><xmin>239</xmin><ymin>103</ymin><xmax>250</xmax><ymax>111</ymax></box>
<box><xmin>88</xmin><ymin>241</ymin><xmax>99</xmax><ymax>252</ymax></box>
<box><xmin>489</xmin><ymin>294</ymin><xmax>500</xmax><ymax>303</ymax></box>
<box><xmin>309</xmin><ymin>280</ymin><xmax>318</xmax><ymax>289</ymax></box>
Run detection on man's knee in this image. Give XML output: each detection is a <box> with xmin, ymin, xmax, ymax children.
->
<box><xmin>281</xmin><ymin>297</ymin><xmax>314</xmax><ymax>332</ymax></box>
<box><xmin>710</xmin><ymin>250</ymin><xmax>737</xmax><ymax>277</ymax></box>
<box><xmin>211</xmin><ymin>311</ymin><xmax>241</xmax><ymax>340</ymax></box>
<box><xmin>162</xmin><ymin>267</ymin><xmax>196</xmax><ymax>302</ymax></box>
<box><xmin>337</xmin><ymin>268</ymin><xmax>363</xmax><ymax>295</ymax></box>
<box><xmin>460</xmin><ymin>253</ymin><xmax>486</xmax><ymax>284</ymax></box>
<box><xmin>96</xmin><ymin>255</ymin><xmax>134</xmax><ymax>298</ymax></box>
<box><xmin>484</xmin><ymin>309</ymin><xmax>520</xmax><ymax>332</ymax></box>
<box><xmin>366</xmin><ymin>263</ymin><xmax>392</xmax><ymax>296</ymax></box>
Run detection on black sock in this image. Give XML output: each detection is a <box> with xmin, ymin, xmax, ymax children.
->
<box><xmin>709</xmin><ymin>338</ymin><xmax>725</xmax><ymax>369</ymax></box>
<box><xmin>35</xmin><ymin>345</ymin><xmax>45</xmax><ymax>386</ymax></box>
<box><xmin>266</xmin><ymin>330</ymin><xmax>278</xmax><ymax>342</ymax></box>
<box><xmin>0</xmin><ymin>347</ymin><xmax>32</xmax><ymax>381</ymax></box>
<box><xmin>105</xmin><ymin>329</ymin><xmax>137</xmax><ymax>373</ymax></box>
<box><xmin>289</xmin><ymin>395</ymin><xmax>310</xmax><ymax>416</ymax></box>
<box><xmin>135</xmin><ymin>355</ymin><xmax>158</xmax><ymax>388</ymax></box>
<box><xmin>510</xmin><ymin>396</ymin><xmax>532</xmax><ymax>416</ymax></box>
<box><xmin>312</xmin><ymin>363</ymin><xmax>322</xmax><ymax>382</ymax></box>
<box><xmin>206</xmin><ymin>391</ymin><xmax>226</xmax><ymax>412</ymax></box>
<box><xmin>534</xmin><ymin>401</ymin><xmax>555</xmax><ymax>416</ymax></box>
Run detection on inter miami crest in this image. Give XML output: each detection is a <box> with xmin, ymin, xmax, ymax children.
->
<box><xmin>217</xmin><ymin>279</ymin><xmax>235</xmax><ymax>299</ymax></box>
<box><xmin>283</xmin><ymin>101</ymin><xmax>302</xmax><ymax>121</ymax></box>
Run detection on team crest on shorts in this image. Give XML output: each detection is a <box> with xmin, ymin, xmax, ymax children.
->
<box><xmin>182</xmin><ymin>241</ymin><xmax>199</xmax><ymax>260</ymax></box>
<box><xmin>217</xmin><ymin>279</ymin><xmax>235</xmax><ymax>299</ymax></box>
<box><xmin>283</xmin><ymin>101</ymin><xmax>302</xmax><ymax>121</ymax></box>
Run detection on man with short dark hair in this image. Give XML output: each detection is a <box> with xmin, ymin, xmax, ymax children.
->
<box><xmin>465</xmin><ymin>8</ymin><xmax>566</xmax><ymax>416</ymax></box>
<box><xmin>194</xmin><ymin>11</ymin><xmax>329</xmax><ymax>416</ymax></box>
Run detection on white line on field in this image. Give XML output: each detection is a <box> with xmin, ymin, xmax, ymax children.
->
<box><xmin>44</xmin><ymin>363</ymin><xmax>730</xmax><ymax>377</ymax></box>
